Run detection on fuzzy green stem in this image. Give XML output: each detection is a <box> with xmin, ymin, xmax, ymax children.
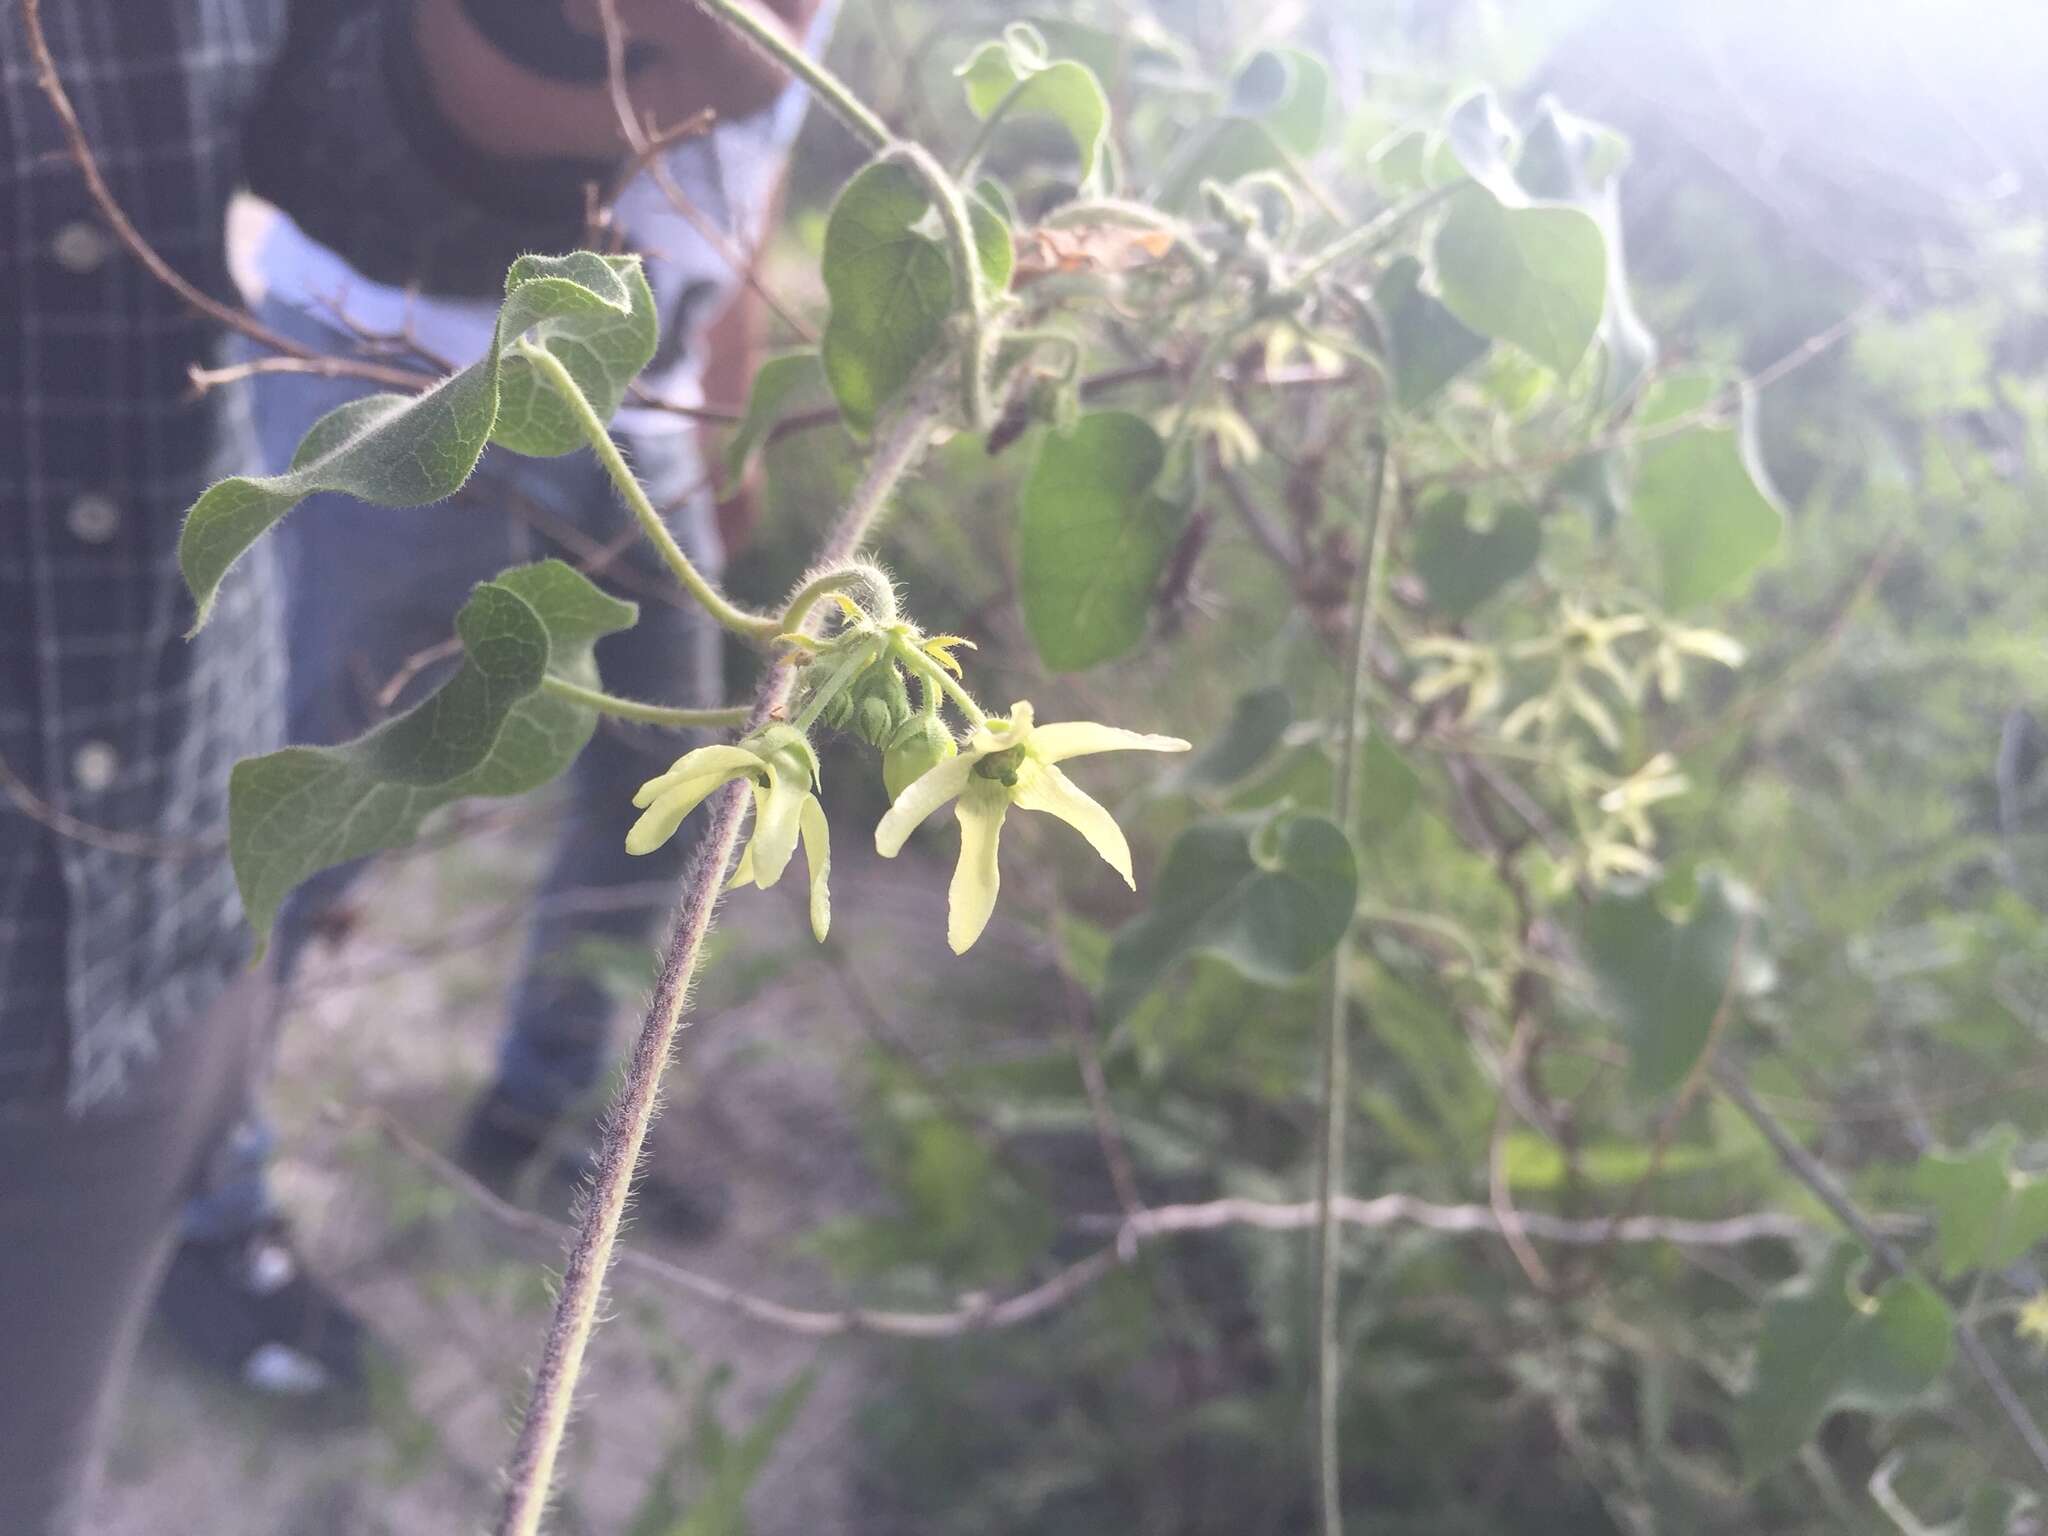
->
<box><xmin>899</xmin><ymin>643</ymin><xmax>987</xmax><ymax>729</ymax></box>
<box><xmin>1314</xmin><ymin>437</ymin><xmax>1391</xmax><ymax>1536</ymax></box>
<box><xmin>887</xmin><ymin>142</ymin><xmax>997</xmax><ymax>432</ymax></box>
<box><xmin>540</xmin><ymin>676</ymin><xmax>750</xmax><ymax>729</ymax></box>
<box><xmin>515</xmin><ymin>341</ymin><xmax>780</xmax><ymax>645</ymax></box>
<box><xmin>493</xmin><ymin>383</ymin><xmax>947</xmax><ymax>1536</ymax></box>
<box><xmin>1293</xmin><ymin>184</ymin><xmax>1458</xmax><ymax>286</ymax></box>
<box><xmin>956</xmin><ymin>71</ymin><xmax>1036</xmax><ymax>181</ymax></box>
<box><xmin>686</xmin><ymin>0</ymin><xmax>891</xmax><ymax>151</ymax></box>
<box><xmin>780</xmin><ymin>559</ymin><xmax>900</xmax><ymax>632</ymax></box>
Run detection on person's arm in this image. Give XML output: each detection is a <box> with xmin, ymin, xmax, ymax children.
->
<box><xmin>415</xmin><ymin>0</ymin><xmax>814</xmax><ymax>161</ymax></box>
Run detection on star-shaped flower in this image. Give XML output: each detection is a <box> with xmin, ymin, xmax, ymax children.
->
<box><xmin>875</xmin><ymin>701</ymin><xmax>1189</xmax><ymax>954</ymax></box>
<box><xmin>626</xmin><ymin>726</ymin><xmax>832</xmax><ymax>940</ymax></box>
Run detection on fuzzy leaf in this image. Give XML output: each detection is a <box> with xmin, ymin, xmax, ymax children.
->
<box><xmin>1738</xmin><ymin>1244</ymin><xmax>1954</xmax><ymax>1475</ymax></box>
<box><xmin>227</xmin><ymin>560</ymin><xmax>635</xmax><ymax>947</ymax></box>
<box><xmin>1101</xmin><ymin>811</ymin><xmax>1357</xmax><ymax>1021</ymax></box>
<box><xmin>1433</xmin><ymin>183</ymin><xmax>1606</xmax><ymax>375</ymax></box>
<box><xmin>1374</xmin><ymin>255</ymin><xmax>1490</xmax><ymax>410</ymax></box>
<box><xmin>1412</xmin><ymin>494</ymin><xmax>1541</xmax><ymax>619</ymax></box>
<box><xmin>957</xmin><ymin>27</ymin><xmax>1110</xmax><ymax>184</ymax></box>
<box><xmin>820</xmin><ymin>160</ymin><xmax>1013</xmax><ymax>434</ymax></box>
<box><xmin>181</xmin><ymin>253</ymin><xmax>657</xmax><ymax>630</ymax></box>
<box><xmin>1017</xmin><ymin>411</ymin><xmax>1184</xmax><ymax>672</ymax></box>
<box><xmin>1582</xmin><ymin>872</ymin><xmax>1746</xmax><ymax>1094</ymax></box>
<box><xmin>724</xmin><ymin>351</ymin><xmax>832</xmax><ymax>481</ymax></box>
<box><xmin>1634</xmin><ymin>373</ymin><xmax>1786</xmax><ymax>610</ymax></box>
<box><xmin>1911</xmin><ymin>1126</ymin><xmax>2048</xmax><ymax>1279</ymax></box>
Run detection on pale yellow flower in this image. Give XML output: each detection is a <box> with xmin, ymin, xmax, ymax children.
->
<box><xmin>626</xmin><ymin>726</ymin><xmax>832</xmax><ymax>941</ymax></box>
<box><xmin>874</xmin><ymin>701</ymin><xmax>1189</xmax><ymax>954</ymax></box>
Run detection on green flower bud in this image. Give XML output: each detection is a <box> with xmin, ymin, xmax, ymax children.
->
<box><xmin>884</xmin><ymin>716</ymin><xmax>958</xmax><ymax>800</ymax></box>
<box><xmin>849</xmin><ymin>663</ymin><xmax>912</xmax><ymax>748</ymax></box>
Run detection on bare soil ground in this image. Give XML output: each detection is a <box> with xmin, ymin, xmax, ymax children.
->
<box><xmin>88</xmin><ymin>809</ymin><xmax>963</xmax><ymax>1535</ymax></box>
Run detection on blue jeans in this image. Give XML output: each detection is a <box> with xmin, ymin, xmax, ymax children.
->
<box><xmin>183</xmin><ymin>297</ymin><xmax>723</xmax><ymax>1238</ymax></box>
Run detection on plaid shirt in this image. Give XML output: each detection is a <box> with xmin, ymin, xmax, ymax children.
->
<box><xmin>0</xmin><ymin>0</ymin><xmax>624</xmax><ymax>1112</ymax></box>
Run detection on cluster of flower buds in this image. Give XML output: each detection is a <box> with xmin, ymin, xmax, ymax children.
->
<box><xmin>623</xmin><ymin>581</ymin><xmax>1187</xmax><ymax>952</ymax></box>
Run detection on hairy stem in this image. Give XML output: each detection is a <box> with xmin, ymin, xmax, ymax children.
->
<box><xmin>1314</xmin><ymin>438</ymin><xmax>1391</xmax><ymax>1536</ymax></box>
<box><xmin>887</xmin><ymin>141</ymin><xmax>998</xmax><ymax>431</ymax></box>
<box><xmin>1293</xmin><ymin>184</ymin><xmax>1459</xmax><ymax>286</ymax></box>
<box><xmin>515</xmin><ymin>340</ymin><xmax>779</xmax><ymax>644</ymax></box>
<box><xmin>779</xmin><ymin>559</ymin><xmax>901</xmax><ymax>631</ymax></box>
<box><xmin>1716</xmin><ymin>1063</ymin><xmax>2048</xmax><ymax>1485</ymax></box>
<box><xmin>492</xmin><ymin>383</ymin><xmax>945</xmax><ymax>1536</ymax></box>
<box><xmin>538</xmin><ymin>675</ymin><xmax>750</xmax><ymax>729</ymax></box>
<box><xmin>687</xmin><ymin>0</ymin><xmax>892</xmax><ymax>151</ymax></box>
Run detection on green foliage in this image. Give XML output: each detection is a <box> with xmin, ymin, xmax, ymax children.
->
<box><xmin>1016</xmin><ymin>412</ymin><xmax>1183</xmax><ymax>671</ymax></box>
<box><xmin>1373</xmin><ymin>255</ymin><xmax>1489</xmax><ymax>410</ymax></box>
<box><xmin>181</xmin><ymin>253</ymin><xmax>656</xmax><ymax>628</ymax></box>
<box><xmin>1911</xmin><ymin>1127</ymin><xmax>2048</xmax><ymax>1280</ymax></box>
<box><xmin>170</xmin><ymin>2</ymin><xmax>2048</xmax><ymax>1528</ymax></box>
<box><xmin>1738</xmin><ymin>1244</ymin><xmax>1954</xmax><ymax>1475</ymax></box>
<box><xmin>1633</xmin><ymin>374</ymin><xmax>1786</xmax><ymax>609</ymax></box>
<box><xmin>1432</xmin><ymin>185</ymin><xmax>1607</xmax><ymax>375</ymax></box>
<box><xmin>820</xmin><ymin>160</ymin><xmax>1012</xmax><ymax>433</ymax></box>
<box><xmin>1411</xmin><ymin>494</ymin><xmax>1541</xmax><ymax>618</ymax></box>
<box><xmin>228</xmin><ymin>561</ymin><xmax>632</xmax><ymax>946</ymax></box>
<box><xmin>624</xmin><ymin>1367</ymin><xmax>816</xmax><ymax>1536</ymax></box>
<box><xmin>724</xmin><ymin>351</ymin><xmax>831</xmax><ymax>481</ymax></box>
<box><xmin>956</xmin><ymin>24</ymin><xmax>1110</xmax><ymax>184</ymax></box>
<box><xmin>1581</xmin><ymin>872</ymin><xmax>1746</xmax><ymax>1095</ymax></box>
<box><xmin>1100</xmin><ymin>810</ymin><xmax>1358</xmax><ymax>1021</ymax></box>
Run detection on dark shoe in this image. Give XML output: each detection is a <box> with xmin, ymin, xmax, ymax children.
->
<box><xmin>454</xmin><ymin>1089</ymin><xmax>731</xmax><ymax>1243</ymax></box>
<box><xmin>156</xmin><ymin>1219</ymin><xmax>367</xmax><ymax>1397</ymax></box>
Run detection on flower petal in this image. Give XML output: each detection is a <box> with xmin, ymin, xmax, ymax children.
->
<box><xmin>1013</xmin><ymin>764</ymin><xmax>1134</xmax><ymax>887</ymax></box>
<box><xmin>875</xmin><ymin>749</ymin><xmax>977</xmax><ymax>857</ymax></box>
<box><xmin>1030</xmin><ymin>720</ymin><xmax>1191</xmax><ymax>764</ymax></box>
<box><xmin>947</xmin><ymin>784</ymin><xmax>1009</xmax><ymax>954</ymax></box>
<box><xmin>748</xmin><ymin>774</ymin><xmax>808</xmax><ymax>889</ymax></box>
<box><xmin>631</xmin><ymin>746</ymin><xmax>762</xmax><ymax>808</ymax></box>
<box><xmin>800</xmin><ymin>794</ymin><xmax>832</xmax><ymax>942</ymax></box>
<box><xmin>626</xmin><ymin>772</ymin><xmax>735</xmax><ymax>856</ymax></box>
<box><xmin>728</xmin><ymin>827</ymin><xmax>757</xmax><ymax>890</ymax></box>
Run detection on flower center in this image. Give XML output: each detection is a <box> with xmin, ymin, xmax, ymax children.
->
<box><xmin>973</xmin><ymin>744</ymin><xmax>1028</xmax><ymax>786</ymax></box>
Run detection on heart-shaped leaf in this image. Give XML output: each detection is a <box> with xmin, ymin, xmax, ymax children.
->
<box><xmin>227</xmin><ymin>560</ymin><xmax>635</xmax><ymax>947</ymax></box>
<box><xmin>1163</xmin><ymin>685</ymin><xmax>1293</xmax><ymax>793</ymax></box>
<box><xmin>1634</xmin><ymin>372</ymin><xmax>1786</xmax><ymax>611</ymax></box>
<box><xmin>820</xmin><ymin>160</ymin><xmax>1013</xmax><ymax>435</ymax></box>
<box><xmin>1373</xmin><ymin>256</ymin><xmax>1490</xmax><ymax>410</ymax></box>
<box><xmin>1433</xmin><ymin>183</ymin><xmax>1606</xmax><ymax>375</ymax></box>
<box><xmin>1517</xmin><ymin>102</ymin><xmax>1654</xmax><ymax>407</ymax></box>
<box><xmin>181</xmin><ymin>253</ymin><xmax>657</xmax><ymax>630</ymax></box>
<box><xmin>957</xmin><ymin>25</ymin><xmax>1110</xmax><ymax>184</ymax></box>
<box><xmin>1738</xmin><ymin>1244</ymin><xmax>1954</xmax><ymax>1475</ymax></box>
<box><xmin>1101</xmin><ymin>811</ymin><xmax>1358</xmax><ymax>1021</ymax></box>
<box><xmin>1412</xmin><ymin>494</ymin><xmax>1541</xmax><ymax>619</ymax></box>
<box><xmin>1017</xmin><ymin>411</ymin><xmax>1185</xmax><ymax>672</ymax></box>
<box><xmin>1911</xmin><ymin>1125</ymin><xmax>2048</xmax><ymax>1279</ymax></box>
<box><xmin>1228</xmin><ymin>48</ymin><xmax>1331</xmax><ymax>155</ymax></box>
<box><xmin>724</xmin><ymin>351</ymin><xmax>832</xmax><ymax>481</ymax></box>
<box><xmin>1582</xmin><ymin>871</ymin><xmax>1747</xmax><ymax>1094</ymax></box>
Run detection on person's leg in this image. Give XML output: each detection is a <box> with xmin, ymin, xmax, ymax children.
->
<box><xmin>0</xmin><ymin>973</ymin><xmax>270</xmax><ymax>1535</ymax></box>
<box><xmin>162</xmin><ymin>295</ymin><xmax>523</xmax><ymax>1390</ymax></box>
<box><xmin>466</xmin><ymin>432</ymin><xmax>726</xmax><ymax>1181</ymax></box>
